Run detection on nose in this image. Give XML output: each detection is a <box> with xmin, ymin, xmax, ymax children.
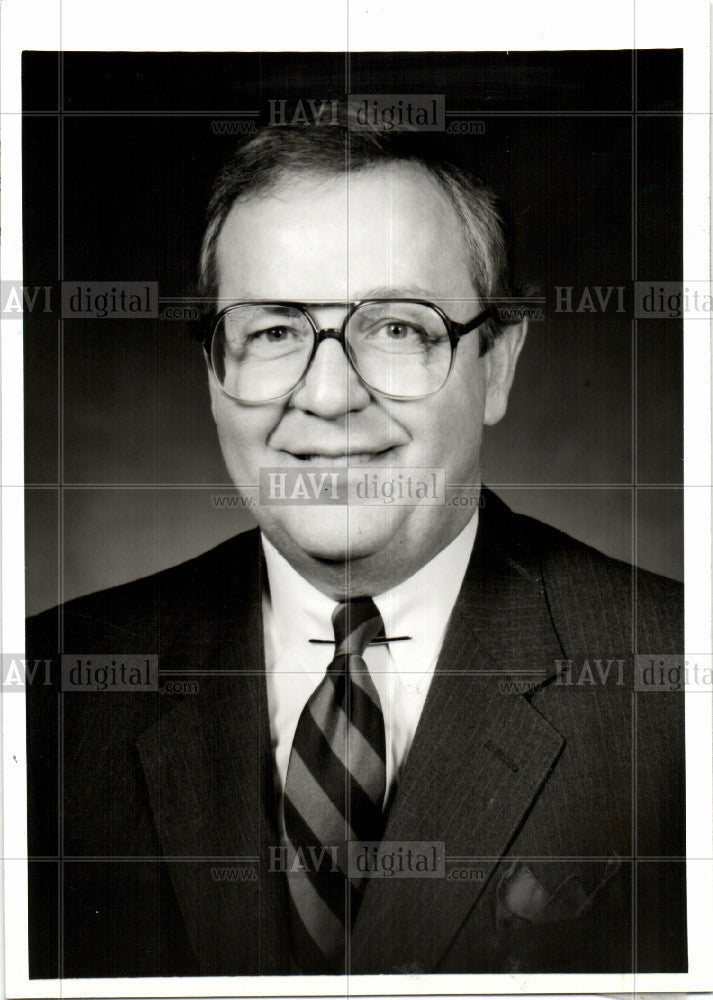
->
<box><xmin>288</xmin><ymin>334</ymin><xmax>372</xmax><ymax>419</ymax></box>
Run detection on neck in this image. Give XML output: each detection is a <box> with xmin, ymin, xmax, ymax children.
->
<box><xmin>261</xmin><ymin>511</ymin><xmax>476</xmax><ymax>600</ymax></box>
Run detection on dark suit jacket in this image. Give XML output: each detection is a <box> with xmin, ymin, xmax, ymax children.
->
<box><xmin>26</xmin><ymin>489</ymin><xmax>686</xmax><ymax>978</ymax></box>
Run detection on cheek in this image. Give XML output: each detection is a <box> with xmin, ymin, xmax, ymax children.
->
<box><xmin>409</xmin><ymin>367</ymin><xmax>487</xmax><ymax>476</ymax></box>
<box><xmin>213</xmin><ymin>398</ymin><xmax>280</xmax><ymax>471</ymax></box>
<box><xmin>417</xmin><ymin>369</ymin><xmax>486</xmax><ymax>451</ymax></box>
<box><xmin>449</xmin><ymin>359</ymin><xmax>488</xmax><ymax>428</ymax></box>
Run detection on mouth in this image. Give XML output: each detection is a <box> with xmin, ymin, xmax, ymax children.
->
<box><xmin>280</xmin><ymin>448</ymin><xmax>397</xmax><ymax>467</ymax></box>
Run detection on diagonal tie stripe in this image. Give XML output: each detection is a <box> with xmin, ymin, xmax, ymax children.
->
<box><xmin>324</xmin><ymin>651</ymin><xmax>383</xmax><ymax>719</ymax></box>
<box><xmin>307</xmin><ymin>696</ymin><xmax>384</xmax><ymax>806</ymax></box>
<box><xmin>294</xmin><ymin>711</ymin><xmax>384</xmax><ymax>841</ymax></box>
<box><xmin>318</xmin><ymin>659</ymin><xmax>384</xmax><ymax>758</ymax></box>
<box><xmin>286</xmin><ymin>750</ymin><xmax>359</xmax><ymax>846</ymax></box>
<box><xmin>283</xmin><ymin>797</ymin><xmax>351</xmax><ymax>914</ymax></box>
<box><xmin>285</xmin><ymin>851</ymin><xmax>345</xmax><ymax>969</ymax></box>
<box><xmin>313</xmin><ymin>666</ymin><xmax>385</xmax><ymax>779</ymax></box>
<box><xmin>348</xmin><ymin>660</ymin><xmax>383</xmax><ymax>712</ymax></box>
<box><xmin>284</xmin><ymin>597</ymin><xmax>387</xmax><ymax>974</ymax></box>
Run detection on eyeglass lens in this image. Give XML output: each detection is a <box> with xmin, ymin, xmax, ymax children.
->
<box><xmin>211</xmin><ymin>302</ymin><xmax>452</xmax><ymax>402</ymax></box>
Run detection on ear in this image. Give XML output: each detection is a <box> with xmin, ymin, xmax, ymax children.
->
<box><xmin>483</xmin><ymin>318</ymin><xmax>527</xmax><ymax>426</ymax></box>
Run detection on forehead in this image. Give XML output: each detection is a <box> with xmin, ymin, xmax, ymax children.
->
<box><xmin>214</xmin><ymin>163</ymin><xmax>476</xmax><ymax>305</ymax></box>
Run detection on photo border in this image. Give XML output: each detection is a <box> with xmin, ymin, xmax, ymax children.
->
<box><xmin>2</xmin><ymin>0</ymin><xmax>711</xmax><ymax>997</ymax></box>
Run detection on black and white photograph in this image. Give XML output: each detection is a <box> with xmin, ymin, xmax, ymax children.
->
<box><xmin>2</xmin><ymin>1</ymin><xmax>712</xmax><ymax>996</ymax></box>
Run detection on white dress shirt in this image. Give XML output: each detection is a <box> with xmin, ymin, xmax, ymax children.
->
<box><xmin>262</xmin><ymin>511</ymin><xmax>478</xmax><ymax>810</ymax></box>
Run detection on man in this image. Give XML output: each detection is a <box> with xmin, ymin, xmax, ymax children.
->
<box><xmin>26</xmin><ymin>111</ymin><xmax>686</xmax><ymax>978</ymax></box>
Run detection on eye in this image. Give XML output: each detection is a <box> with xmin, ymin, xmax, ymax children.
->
<box><xmin>243</xmin><ymin>323</ymin><xmax>308</xmax><ymax>348</ymax></box>
<box><xmin>227</xmin><ymin>323</ymin><xmax>310</xmax><ymax>363</ymax></box>
<box><xmin>362</xmin><ymin>318</ymin><xmax>445</xmax><ymax>354</ymax></box>
<box><xmin>248</xmin><ymin>326</ymin><xmax>297</xmax><ymax>342</ymax></box>
<box><xmin>370</xmin><ymin>320</ymin><xmax>428</xmax><ymax>342</ymax></box>
<box><xmin>381</xmin><ymin>322</ymin><xmax>420</xmax><ymax>340</ymax></box>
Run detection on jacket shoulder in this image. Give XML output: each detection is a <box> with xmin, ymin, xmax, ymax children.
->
<box><xmin>27</xmin><ymin>527</ymin><xmax>261</xmax><ymax>649</ymax></box>
<box><xmin>508</xmin><ymin>503</ymin><xmax>682</xmax><ymax>654</ymax></box>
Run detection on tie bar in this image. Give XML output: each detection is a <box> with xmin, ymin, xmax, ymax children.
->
<box><xmin>309</xmin><ymin>636</ymin><xmax>412</xmax><ymax>645</ymax></box>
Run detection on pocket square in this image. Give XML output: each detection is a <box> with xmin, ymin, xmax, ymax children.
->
<box><xmin>496</xmin><ymin>858</ymin><xmax>622</xmax><ymax>928</ymax></box>
<box><xmin>496</xmin><ymin>862</ymin><xmax>551</xmax><ymax>927</ymax></box>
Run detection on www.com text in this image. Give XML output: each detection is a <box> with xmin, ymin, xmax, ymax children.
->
<box><xmin>210</xmin><ymin>866</ymin><xmax>258</xmax><ymax>883</ymax></box>
<box><xmin>446</xmin><ymin>120</ymin><xmax>486</xmax><ymax>134</ymax></box>
<box><xmin>212</xmin><ymin>492</ymin><xmax>483</xmax><ymax>509</ymax></box>
<box><xmin>498</xmin><ymin>678</ymin><xmax>543</xmax><ymax>695</ymax></box>
<box><xmin>160</xmin><ymin>679</ymin><xmax>200</xmax><ymax>695</ymax></box>
<box><xmin>497</xmin><ymin>306</ymin><xmax>545</xmax><ymax>322</ymax></box>
<box><xmin>211</xmin><ymin>121</ymin><xmax>258</xmax><ymax>136</ymax></box>
<box><xmin>448</xmin><ymin>494</ymin><xmax>485</xmax><ymax>507</ymax></box>
<box><xmin>212</xmin><ymin>494</ymin><xmax>257</xmax><ymax>508</ymax></box>
<box><xmin>447</xmin><ymin>867</ymin><xmax>485</xmax><ymax>880</ymax></box>
<box><xmin>159</xmin><ymin>304</ymin><xmax>200</xmax><ymax>321</ymax></box>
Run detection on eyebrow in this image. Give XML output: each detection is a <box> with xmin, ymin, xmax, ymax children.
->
<box><xmin>353</xmin><ymin>285</ymin><xmax>438</xmax><ymax>300</ymax></box>
<box><xmin>351</xmin><ymin>286</ymin><xmax>482</xmax><ymax>307</ymax></box>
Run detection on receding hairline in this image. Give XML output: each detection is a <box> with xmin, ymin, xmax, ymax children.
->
<box><xmin>204</xmin><ymin>159</ymin><xmax>486</xmax><ymax>293</ymax></box>
<box><xmin>209</xmin><ymin>163</ymin><xmax>482</xmax><ymax>313</ymax></box>
<box><xmin>213</xmin><ymin>159</ymin><xmax>468</xmax><ymax>242</ymax></box>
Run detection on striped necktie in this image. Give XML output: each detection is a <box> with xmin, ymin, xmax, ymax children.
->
<box><xmin>283</xmin><ymin>597</ymin><xmax>387</xmax><ymax>974</ymax></box>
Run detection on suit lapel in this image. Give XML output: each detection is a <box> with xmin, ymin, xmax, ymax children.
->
<box><xmin>352</xmin><ymin>492</ymin><xmax>566</xmax><ymax>973</ymax></box>
<box><xmin>135</xmin><ymin>531</ymin><xmax>289</xmax><ymax>974</ymax></box>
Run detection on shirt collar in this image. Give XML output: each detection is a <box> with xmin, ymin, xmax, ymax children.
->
<box><xmin>371</xmin><ymin>513</ymin><xmax>478</xmax><ymax>685</ymax></box>
<box><xmin>261</xmin><ymin>535</ymin><xmax>337</xmax><ymax>666</ymax></box>
<box><xmin>261</xmin><ymin>511</ymin><xmax>478</xmax><ymax>682</ymax></box>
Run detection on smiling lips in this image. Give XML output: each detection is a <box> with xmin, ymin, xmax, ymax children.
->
<box><xmin>268</xmin><ymin>412</ymin><xmax>410</xmax><ymax>464</ymax></box>
<box><xmin>284</xmin><ymin>449</ymin><xmax>394</xmax><ymax>466</ymax></box>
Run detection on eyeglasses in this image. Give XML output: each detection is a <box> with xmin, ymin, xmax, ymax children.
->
<box><xmin>205</xmin><ymin>299</ymin><xmax>492</xmax><ymax>404</ymax></box>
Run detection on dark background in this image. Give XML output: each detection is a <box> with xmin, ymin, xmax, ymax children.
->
<box><xmin>23</xmin><ymin>50</ymin><xmax>683</xmax><ymax>614</ymax></box>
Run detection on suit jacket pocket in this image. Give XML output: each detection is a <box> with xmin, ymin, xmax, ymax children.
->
<box><xmin>496</xmin><ymin>857</ymin><xmax>622</xmax><ymax>929</ymax></box>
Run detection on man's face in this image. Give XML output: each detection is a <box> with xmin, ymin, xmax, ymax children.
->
<box><xmin>210</xmin><ymin>162</ymin><xmax>524</xmax><ymax>591</ymax></box>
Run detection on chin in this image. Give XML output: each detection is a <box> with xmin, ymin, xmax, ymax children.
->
<box><xmin>266</xmin><ymin>505</ymin><xmax>404</xmax><ymax>562</ymax></box>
